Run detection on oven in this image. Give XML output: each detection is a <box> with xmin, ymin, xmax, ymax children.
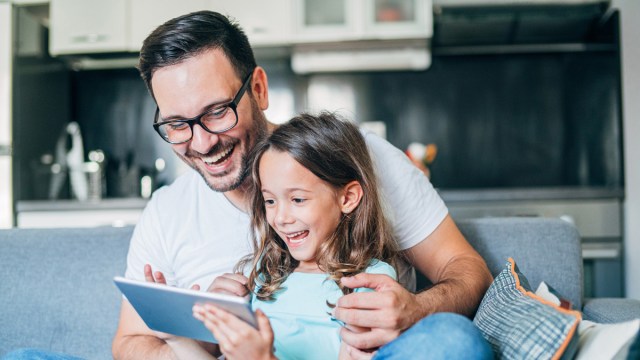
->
<box><xmin>442</xmin><ymin>187</ymin><xmax>624</xmax><ymax>298</ymax></box>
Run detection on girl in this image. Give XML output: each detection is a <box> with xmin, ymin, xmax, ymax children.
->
<box><xmin>193</xmin><ymin>112</ymin><xmax>399</xmax><ymax>360</ymax></box>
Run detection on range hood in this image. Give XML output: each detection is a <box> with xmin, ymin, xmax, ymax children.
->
<box><xmin>291</xmin><ymin>39</ymin><xmax>430</xmax><ymax>74</ymax></box>
<box><xmin>431</xmin><ymin>0</ymin><xmax>613</xmax><ymax>51</ymax></box>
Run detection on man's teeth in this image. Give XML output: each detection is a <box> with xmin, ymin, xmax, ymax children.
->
<box><xmin>203</xmin><ymin>145</ymin><xmax>233</xmax><ymax>164</ymax></box>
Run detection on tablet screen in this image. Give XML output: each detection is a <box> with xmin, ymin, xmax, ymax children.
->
<box><xmin>114</xmin><ymin>276</ymin><xmax>256</xmax><ymax>343</ymax></box>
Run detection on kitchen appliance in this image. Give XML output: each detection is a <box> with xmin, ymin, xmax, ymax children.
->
<box><xmin>0</xmin><ymin>3</ymin><xmax>13</xmax><ymax>229</ymax></box>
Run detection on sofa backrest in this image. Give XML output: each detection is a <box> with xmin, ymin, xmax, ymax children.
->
<box><xmin>0</xmin><ymin>217</ymin><xmax>583</xmax><ymax>359</ymax></box>
<box><xmin>0</xmin><ymin>226</ymin><xmax>134</xmax><ymax>360</ymax></box>
<box><xmin>457</xmin><ymin>217</ymin><xmax>583</xmax><ymax>309</ymax></box>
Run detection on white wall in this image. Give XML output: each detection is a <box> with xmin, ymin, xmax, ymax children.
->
<box><xmin>612</xmin><ymin>0</ymin><xmax>640</xmax><ymax>299</ymax></box>
<box><xmin>0</xmin><ymin>2</ymin><xmax>14</xmax><ymax>229</ymax></box>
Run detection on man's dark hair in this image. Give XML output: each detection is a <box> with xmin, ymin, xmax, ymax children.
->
<box><xmin>138</xmin><ymin>10</ymin><xmax>257</xmax><ymax>99</ymax></box>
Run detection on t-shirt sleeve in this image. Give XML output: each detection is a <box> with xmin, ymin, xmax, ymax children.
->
<box><xmin>363</xmin><ymin>131</ymin><xmax>448</xmax><ymax>250</ymax></box>
<box><xmin>355</xmin><ymin>260</ymin><xmax>398</xmax><ymax>293</ymax></box>
<box><xmin>123</xmin><ymin>188</ymin><xmax>175</xmax><ymax>285</ymax></box>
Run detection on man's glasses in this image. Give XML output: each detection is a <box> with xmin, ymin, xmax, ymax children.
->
<box><xmin>153</xmin><ymin>72</ymin><xmax>253</xmax><ymax>144</ymax></box>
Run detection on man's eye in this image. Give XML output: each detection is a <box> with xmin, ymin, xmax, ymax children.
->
<box><xmin>168</xmin><ymin>122</ymin><xmax>189</xmax><ymax>130</ymax></box>
<box><xmin>204</xmin><ymin>106</ymin><xmax>229</xmax><ymax>120</ymax></box>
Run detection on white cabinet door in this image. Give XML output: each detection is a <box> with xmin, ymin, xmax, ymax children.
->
<box><xmin>210</xmin><ymin>0</ymin><xmax>292</xmax><ymax>47</ymax></box>
<box><xmin>49</xmin><ymin>0</ymin><xmax>128</xmax><ymax>55</ymax></box>
<box><xmin>128</xmin><ymin>0</ymin><xmax>211</xmax><ymax>52</ymax></box>
<box><xmin>293</xmin><ymin>0</ymin><xmax>360</xmax><ymax>42</ymax></box>
<box><xmin>365</xmin><ymin>0</ymin><xmax>432</xmax><ymax>39</ymax></box>
<box><xmin>293</xmin><ymin>0</ymin><xmax>432</xmax><ymax>43</ymax></box>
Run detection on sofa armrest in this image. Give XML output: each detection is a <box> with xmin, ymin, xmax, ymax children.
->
<box><xmin>582</xmin><ymin>298</ymin><xmax>640</xmax><ymax>323</ymax></box>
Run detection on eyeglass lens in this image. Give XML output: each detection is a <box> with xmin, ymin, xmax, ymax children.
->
<box><xmin>154</xmin><ymin>72</ymin><xmax>252</xmax><ymax>144</ymax></box>
<box><xmin>156</xmin><ymin>106</ymin><xmax>237</xmax><ymax>143</ymax></box>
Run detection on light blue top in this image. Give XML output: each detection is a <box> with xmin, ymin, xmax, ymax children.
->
<box><xmin>250</xmin><ymin>260</ymin><xmax>397</xmax><ymax>360</ymax></box>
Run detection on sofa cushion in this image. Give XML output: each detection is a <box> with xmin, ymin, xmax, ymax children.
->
<box><xmin>473</xmin><ymin>258</ymin><xmax>582</xmax><ymax>359</ymax></box>
<box><xmin>457</xmin><ymin>217</ymin><xmax>583</xmax><ymax>310</ymax></box>
<box><xmin>0</xmin><ymin>226</ymin><xmax>134</xmax><ymax>360</ymax></box>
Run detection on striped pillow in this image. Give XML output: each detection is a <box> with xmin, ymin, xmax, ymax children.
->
<box><xmin>473</xmin><ymin>258</ymin><xmax>582</xmax><ymax>360</ymax></box>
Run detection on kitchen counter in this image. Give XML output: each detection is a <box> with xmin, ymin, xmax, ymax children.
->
<box><xmin>16</xmin><ymin>198</ymin><xmax>148</xmax><ymax>228</ymax></box>
<box><xmin>438</xmin><ymin>187</ymin><xmax>624</xmax><ymax>203</ymax></box>
<box><xmin>16</xmin><ymin>197</ymin><xmax>149</xmax><ymax>212</ymax></box>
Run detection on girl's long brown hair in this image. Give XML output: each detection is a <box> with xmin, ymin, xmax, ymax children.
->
<box><xmin>236</xmin><ymin>112</ymin><xmax>398</xmax><ymax>301</ymax></box>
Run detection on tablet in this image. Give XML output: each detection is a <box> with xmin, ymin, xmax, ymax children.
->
<box><xmin>114</xmin><ymin>276</ymin><xmax>257</xmax><ymax>343</ymax></box>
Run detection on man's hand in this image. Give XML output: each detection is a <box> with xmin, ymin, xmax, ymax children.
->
<box><xmin>143</xmin><ymin>264</ymin><xmax>201</xmax><ymax>342</ymax></box>
<box><xmin>334</xmin><ymin>273</ymin><xmax>423</xmax><ymax>351</ymax></box>
<box><xmin>206</xmin><ymin>273</ymin><xmax>249</xmax><ymax>298</ymax></box>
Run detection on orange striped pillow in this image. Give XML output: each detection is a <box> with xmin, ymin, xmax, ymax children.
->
<box><xmin>473</xmin><ymin>258</ymin><xmax>582</xmax><ymax>360</ymax></box>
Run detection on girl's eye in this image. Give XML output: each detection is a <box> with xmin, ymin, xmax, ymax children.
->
<box><xmin>292</xmin><ymin>198</ymin><xmax>305</xmax><ymax>204</ymax></box>
<box><xmin>264</xmin><ymin>199</ymin><xmax>275</xmax><ymax>206</ymax></box>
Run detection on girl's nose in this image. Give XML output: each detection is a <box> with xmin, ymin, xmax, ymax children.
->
<box><xmin>275</xmin><ymin>205</ymin><xmax>294</xmax><ymax>226</ymax></box>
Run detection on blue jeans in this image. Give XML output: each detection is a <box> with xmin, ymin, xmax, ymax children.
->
<box><xmin>373</xmin><ymin>312</ymin><xmax>494</xmax><ymax>360</ymax></box>
<box><xmin>1</xmin><ymin>349</ymin><xmax>84</xmax><ymax>360</ymax></box>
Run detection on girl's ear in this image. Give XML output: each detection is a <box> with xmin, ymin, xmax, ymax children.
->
<box><xmin>340</xmin><ymin>181</ymin><xmax>364</xmax><ymax>214</ymax></box>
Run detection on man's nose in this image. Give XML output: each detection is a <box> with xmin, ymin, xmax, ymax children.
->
<box><xmin>190</xmin><ymin>124</ymin><xmax>219</xmax><ymax>154</ymax></box>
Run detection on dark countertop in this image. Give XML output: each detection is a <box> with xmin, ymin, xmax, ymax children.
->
<box><xmin>16</xmin><ymin>187</ymin><xmax>624</xmax><ymax>212</ymax></box>
<box><xmin>438</xmin><ymin>187</ymin><xmax>624</xmax><ymax>203</ymax></box>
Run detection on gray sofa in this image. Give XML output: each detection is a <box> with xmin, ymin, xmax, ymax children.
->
<box><xmin>1</xmin><ymin>218</ymin><xmax>639</xmax><ymax>359</ymax></box>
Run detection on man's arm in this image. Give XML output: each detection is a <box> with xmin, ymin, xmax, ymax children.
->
<box><xmin>335</xmin><ymin>214</ymin><xmax>493</xmax><ymax>350</ymax></box>
<box><xmin>112</xmin><ymin>299</ymin><xmax>218</xmax><ymax>360</ymax></box>
<box><xmin>113</xmin><ymin>299</ymin><xmax>220</xmax><ymax>359</ymax></box>
<box><xmin>405</xmin><ymin>214</ymin><xmax>493</xmax><ymax>317</ymax></box>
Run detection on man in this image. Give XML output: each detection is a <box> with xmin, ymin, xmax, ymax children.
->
<box><xmin>112</xmin><ymin>10</ymin><xmax>493</xmax><ymax>360</ymax></box>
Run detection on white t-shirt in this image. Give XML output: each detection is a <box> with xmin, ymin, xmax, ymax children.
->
<box><xmin>124</xmin><ymin>131</ymin><xmax>448</xmax><ymax>291</ymax></box>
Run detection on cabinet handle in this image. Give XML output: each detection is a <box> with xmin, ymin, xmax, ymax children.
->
<box><xmin>251</xmin><ymin>26</ymin><xmax>268</xmax><ymax>34</ymax></box>
<box><xmin>70</xmin><ymin>34</ymin><xmax>109</xmax><ymax>44</ymax></box>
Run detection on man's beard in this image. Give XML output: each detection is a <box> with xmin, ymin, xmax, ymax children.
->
<box><xmin>177</xmin><ymin>99</ymin><xmax>269</xmax><ymax>193</ymax></box>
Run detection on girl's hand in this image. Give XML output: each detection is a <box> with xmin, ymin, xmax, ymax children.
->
<box><xmin>206</xmin><ymin>273</ymin><xmax>249</xmax><ymax>298</ymax></box>
<box><xmin>193</xmin><ymin>305</ymin><xmax>276</xmax><ymax>360</ymax></box>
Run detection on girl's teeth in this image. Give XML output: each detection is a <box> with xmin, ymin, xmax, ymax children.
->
<box><xmin>288</xmin><ymin>231</ymin><xmax>308</xmax><ymax>243</ymax></box>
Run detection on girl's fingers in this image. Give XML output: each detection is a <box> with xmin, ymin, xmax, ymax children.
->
<box><xmin>256</xmin><ymin>309</ymin><xmax>274</xmax><ymax>342</ymax></box>
<box><xmin>201</xmin><ymin>311</ymin><xmax>229</xmax><ymax>345</ymax></box>
<box><xmin>204</xmin><ymin>305</ymin><xmax>244</xmax><ymax>340</ymax></box>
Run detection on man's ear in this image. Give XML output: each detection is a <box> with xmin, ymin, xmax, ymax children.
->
<box><xmin>251</xmin><ymin>66</ymin><xmax>269</xmax><ymax>111</ymax></box>
<box><xmin>340</xmin><ymin>181</ymin><xmax>364</xmax><ymax>214</ymax></box>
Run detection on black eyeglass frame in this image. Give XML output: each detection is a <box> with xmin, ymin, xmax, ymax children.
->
<box><xmin>152</xmin><ymin>72</ymin><xmax>253</xmax><ymax>144</ymax></box>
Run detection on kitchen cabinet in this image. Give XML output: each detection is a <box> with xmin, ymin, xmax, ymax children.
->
<box><xmin>292</xmin><ymin>0</ymin><xmax>432</xmax><ymax>43</ymax></box>
<box><xmin>49</xmin><ymin>0</ymin><xmax>128</xmax><ymax>55</ymax></box>
<box><xmin>50</xmin><ymin>0</ymin><xmax>291</xmax><ymax>54</ymax></box>
<box><xmin>128</xmin><ymin>0</ymin><xmax>210</xmax><ymax>51</ymax></box>
<box><xmin>210</xmin><ymin>0</ymin><xmax>292</xmax><ymax>47</ymax></box>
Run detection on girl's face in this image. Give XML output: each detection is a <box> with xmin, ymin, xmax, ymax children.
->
<box><xmin>259</xmin><ymin>149</ymin><xmax>344</xmax><ymax>272</ymax></box>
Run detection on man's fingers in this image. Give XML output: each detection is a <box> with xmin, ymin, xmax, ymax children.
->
<box><xmin>144</xmin><ymin>264</ymin><xmax>154</xmax><ymax>282</ymax></box>
<box><xmin>154</xmin><ymin>271</ymin><xmax>167</xmax><ymax>284</ymax></box>
<box><xmin>344</xmin><ymin>344</ymin><xmax>376</xmax><ymax>360</ymax></box>
<box><xmin>340</xmin><ymin>273</ymin><xmax>395</xmax><ymax>291</ymax></box>
<box><xmin>336</xmin><ymin>291</ymin><xmax>389</xmax><ymax>310</ymax></box>
<box><xmin>340</xmin><ymin>327</ymin><xmax>398</xmax><ymax>351</ymax></box>
<box><xmin>335</xmin><ymin>308</ymin><xmax>386</xmax><ymax>329</ymax></box>
<box><xmin>143</xmin><ymin>264</ymin><xmax>168</xmax><ymax>284</ymax></box>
